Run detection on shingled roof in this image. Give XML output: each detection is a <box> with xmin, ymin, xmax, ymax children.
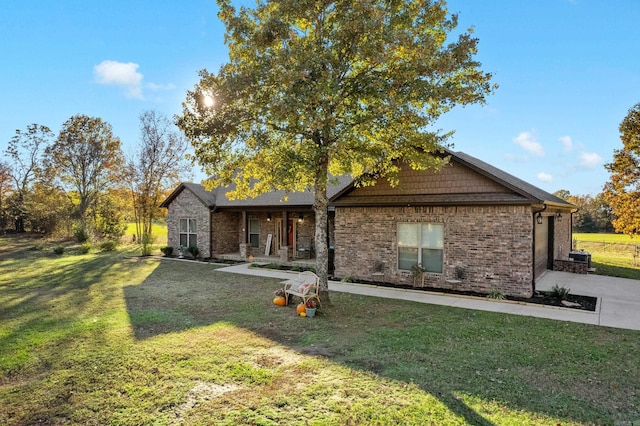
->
<box><xmin>160</xmin><ymin>151</ymin><xmax>575</xmax><ymax>210</ymax></box>
<box><xmin>449</xmin><ymin>150</ymin><xmax>574</xmax><ymax>207</ymax></box>
<box><xmin>160</xmin><ymin>175</ymin><xmax>354</xmax><ymax>210</ymax></box>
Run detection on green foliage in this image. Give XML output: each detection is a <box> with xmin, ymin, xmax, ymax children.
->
<box><xmin>604</xmin><ymin>103</ymin><xmax>640</xmax><ymax>236</ymax></box>
<box><xmin>79</xmin><ymin>243</ymin><xmax>92</xmax><ymax>254</ymax></box>
<box><xmin>487</xmin><ymin>289</ymin><xmax>505</xmax><ymax>300</ymax></box>
<box><xmin>140</xmin><ymin>233</ymin><xmax>155</xmax><ymax>256</ymax></box>
<box><xmin>187</xmin><ymin>245</ymin><xmax>200</xmax><ymax>258</ymax></box>
<box><xmin>100</xmin><ymin>240</ymin><xmax>118</xmax><ymax>252</ymax></box>
<box><xmin>549</xmin><ymin>284</ymin><xmax>571</xmax><ymax>301</ymax></box>
<box><xmin>178</xmin><ymin>0</ymin><xmax>495</xmax><ymax>295</ymax></box>
<box><xmin>45</xmin><ymin>115</ymin><xmax>125</xmax><ymax>231</ymax></box>
<box><xmin>160</xmin><ymin>246</ymin><xmax>173</xmax><ymax>256</ymax></box>
<box><xmin>5</xmin><ymin>124</ymin><xmax>53</xmax><ymax>233</ymax></box>
<box><xmin>555</xmin><ymin>190</ymin><xmax>614</xmax><ymax>233</ymax></box>
<box><xmin>52</xmin><ymin>245</ymin><xmax>65</xmax><ymax>255</ymax></box>
<box><xmin>72</xmin><ymin>222</ymin><xmax>90</xmax><ymax>243</ymax></box>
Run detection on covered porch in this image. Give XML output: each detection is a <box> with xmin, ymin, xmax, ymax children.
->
<box><xmin>215</xmin><ymin>252</ymin><xmax>317</xmax><ymax>270</ymax></box>
<box><xmin>211</xmin><ymin>208</ymin><xmax>328</xmax><ymax>267</ymax></box>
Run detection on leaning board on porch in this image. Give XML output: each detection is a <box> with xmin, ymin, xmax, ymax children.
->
<box><xmin>281</xmin><ymin>271</ymin><xmax>321</xmax><ymax>307</ymax></box>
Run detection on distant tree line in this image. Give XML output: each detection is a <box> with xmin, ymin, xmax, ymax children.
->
<box><xmin>553</xmin><ymin>190</ymin><xmax>614</xmax><ymax>233</ymax></box>
<box><xmin>0</xmin><ymin>111</ymin><xmax>189</xmax><ymax>247</ymax></box>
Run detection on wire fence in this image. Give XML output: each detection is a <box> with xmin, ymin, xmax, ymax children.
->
<box><xmin>573</xmin><ymin>239</ymin><xmax>640</xmax><ymax>267</ymax></box>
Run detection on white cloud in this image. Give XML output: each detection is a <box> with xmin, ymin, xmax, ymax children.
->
<box><xmin>513</xmin><ymin>131</ymin><xmax>544</xmax><ymax>156</ymax></box>
<box><xmin>147</xmin><ymin>82</ymin><xmax>176</xmax><ymax>91</ymax></box>
<box><xmin>94</xmin><ymin>60</ymin><xmax>143</xmax><ymax>99</ymax></box>
<box><xmin>537</xmin><ymin>172</ymin><xmax>553</xmax><ymax>183</ymax></box>
<box><xmin>559</xmin><ymin>135</ymin><xmax>573</xmax><ymax>152</ymax></box>
<box><xmin>579</xmin><ymin>152</ymin><xmax>603</xmax><ymax>168</ymax></box>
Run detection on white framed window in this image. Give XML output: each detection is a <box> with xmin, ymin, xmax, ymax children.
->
<box><xmin>249</xmin><ymin>218</ymin><xmax>260</xmax><ymax>248</ymax></box>
<box><xmin>397</xmin><ymin>223</ymin><xmax>444</xmax><ymax>273</ymax></box>
<box><xmin>179</xmin><ymin>218</ymin><xmax>197</xmax><ymax>248</ymax></box>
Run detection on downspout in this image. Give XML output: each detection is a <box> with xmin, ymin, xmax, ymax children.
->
<box><xmin>531</xmin><ymin>204</ymin><xmax>547</xmax><ymax>293</ymax></box>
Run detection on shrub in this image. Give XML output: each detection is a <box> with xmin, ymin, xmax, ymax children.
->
<box><xmin>141</xmin><ymin>233</ymin><xmax>155</xmax><ymax>256</ymax></box>
<box><xmin>72</xmin><ymin>223</ymin><xmax>90</xmax><ymax>243</ymax></box>
<box><xmin>487</xmin><ymin>289</ymin><xmax>505</xmax><ymax>300</ymax></box>
<box><xmin>100</xmin><ymin>241</ymin><xmax>118</xmax><ymax>252</ymax></box>
<box><xmin>53</xmin><ymin>245</ymin><xmax>65</xmax><ymax>255</ymax></box>
<box><xmin>549</xmin><ymin>284</ymin><xmax>571</xmax><ymax>301</ymax></box>
<box><xmin>160</xmin><ymin>246</ymin><xmax>174</xmax><ymax>257</ymax></box>
<box><xmin>187</xmin><ymin>245</ymin><xmax>200</xmax><ymax>258</ymax></box>
<box><xmin>79</xmin><ymin>243</ymin><xmax>92</xmax><ymax>254</ymax></box>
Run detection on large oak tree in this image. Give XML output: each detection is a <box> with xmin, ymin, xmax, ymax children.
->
<box><xmin>178</xmin><ymin>0</ymin><xmax>495</xmax><ymax>302</ymax></box>
<box><xmin>46</xmin><ymin>115</ymin><xmax>124</xmax><ymax>234</ymax></box>
<box><xmin>604</xmin><ymin>103</ymin><xmax>640</xmax><ymax>236</ymax></box>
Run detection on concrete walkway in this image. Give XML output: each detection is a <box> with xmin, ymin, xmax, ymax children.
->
<box><xmin>536</xmin><ymin>270</ymin><xmax>640</xmax><ymax>331</ymax></box>
<box><xmin>216</xmin><ymin>263</ymin><xmax>640</xmax><ymax>331</ymax></box>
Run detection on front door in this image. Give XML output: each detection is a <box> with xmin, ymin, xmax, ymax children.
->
<box><xmin>276</xmin><ymin>218</ymin><xmax>296</xmax><ymax>251</ymax></box>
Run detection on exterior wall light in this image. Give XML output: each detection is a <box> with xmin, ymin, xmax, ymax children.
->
<box><xmin>536</xmin><ymin>212</ymin><xmax>543</xmax><ymax>225</ymax></box>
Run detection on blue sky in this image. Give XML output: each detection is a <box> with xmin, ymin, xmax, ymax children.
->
<box><xmin>1</xmin><ymin>0</ymin><xmax>638</xmax><ymax>196</ymax></box>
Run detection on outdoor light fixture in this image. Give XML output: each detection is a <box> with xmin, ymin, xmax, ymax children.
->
<box><xmin>266</xmin><ymin>213</ymin><xmax>271</xmax><ymax>222</ymax></box>
<box><xmin>556</xmin><ymin>212</ymin><xmax>562</xmax><ymax>220</ymax></box>
<box><xmin>536</xmin><ymin>212</ymin><xmax>543</xmax><ymax>225</ymax></box>
<box><xmin>298</xmin><ymin>213</ymin><xmax>303</xmax><ymax>223</ymax></box>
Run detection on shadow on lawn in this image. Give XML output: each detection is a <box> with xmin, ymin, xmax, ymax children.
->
<box><xmin>120</xmin><ymin>260</ymin><xmax>636</xmax><ymax>425</ymax></box>
<box><xmin>0</xmin><ymin>245</ymin><xmax>127</xmax><ymax>376</ymax></box>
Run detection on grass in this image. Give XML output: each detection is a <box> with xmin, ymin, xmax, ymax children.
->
<box><xmin>573</xmin><ymin>232</ymin><xmax>640</xmax><ymax>279</ymax></box>
<box><xmin>124</xmin><ymin>221</ymin><xmax>168</xmax><ymax>246</ymax></box>
<box><xmin>573</xmin><ymin>233</ymin><xmax>639</xmax><ymax>244</ymax></box>
<box><xmin>1</xmin><ymin>235</ymin><xmax>640</xmax><ymax>425</ymax></box>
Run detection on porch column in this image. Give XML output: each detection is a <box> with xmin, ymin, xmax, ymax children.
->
<box><xmin>239</xmin><ymin>210</ymin><xmax>251</xmax><ymax>259</ymax></box>
<box><xmin>279</xmin><ymin>211</ymin><xmax>290</xmax><ymax>262</ymax></box>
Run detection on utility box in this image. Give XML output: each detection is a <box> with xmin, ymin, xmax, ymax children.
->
<box><xmin>569</xmin><ymin>251</ymin><xmax>591</xmax><ymax>268</ymax></box>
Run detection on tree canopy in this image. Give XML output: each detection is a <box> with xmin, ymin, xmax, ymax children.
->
<box><xmin>46</xmin><ymin>115</ymin><xmax>125</xmax><ymax>232</ymax></box>
<box><xmin>178</xmin><ymin>0</ymin><xmax>495</xmax><ymax>300</ymax></box>
<box><xmin>127</xmin><ymin>110</ymin><xmax>189</xmax><ymax>252</ymax></box>
<box><xmin>5</xmin><ymin>124</ymin><xmax>53</xmax><ymax>232</ymax></box>
<box><xmin>604</xmin><ymin>103</ymin><xmax>640</xmax><ymax>236</ymax></box>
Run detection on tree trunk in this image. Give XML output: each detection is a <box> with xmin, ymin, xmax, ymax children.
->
<box><xmin>314</xmin><ymin>156</ymin><xmax>331</xmax><ymax>304</ymax></box>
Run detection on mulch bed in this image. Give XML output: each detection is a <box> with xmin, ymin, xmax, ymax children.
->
<box><xmin>338</xmin><ymin>279</ymin><xmax>598</xmax><ymax>312</ymax></box>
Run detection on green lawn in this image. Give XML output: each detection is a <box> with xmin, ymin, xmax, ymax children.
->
<box><xmin>124</xmin><ymin>221</ymin><xmax>168</xmax><ymax>245</ymax></box>
<box><xmin>573</xmin><ymin>233</ymin><xmax>638</xmax><ymax>244</ymax></box>
<box><xmin>573</xmin><ymin>233</ymin><xmax>640</xmax><ymax>279</ymax></box>
<box><xmin>1</xmin><ymin>236</ymin><xmax>639</xmax><ymax>425</ymax></box>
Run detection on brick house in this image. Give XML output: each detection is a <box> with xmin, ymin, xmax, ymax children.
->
<box><xmin>160</xmin><ymin>150</ymin><xmax>576</xmax><ymax>297</ymax></box>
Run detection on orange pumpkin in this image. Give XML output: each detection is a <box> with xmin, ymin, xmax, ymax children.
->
<box><xmin>273</xmin><ymin>296</ymin><xmax>286</xmax><ymax>306</ymax></box>
<box><xmin>296</xmin><ymin>303</ymin><xmax>306</xmax><ymax>314</ymax></box>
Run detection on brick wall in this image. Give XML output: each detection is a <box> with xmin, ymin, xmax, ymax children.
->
<box><xmin>553</xmin><ymin>213</ymin><xmax>572</xmax><ymax>260</ymax></box>
<box><xmin>334</xmin><ymin>205</ymin><xmax>534</xmax><ymax>297</ymax></box>
<box><xmin>553</xmin><ymin>259</ymin><xmax>588</xmax><ymax>274</ymax></box>
<box><xmin>211</xmin><ymin>211</ymin><xmax>240</xmax><ymax>256</ymax></box>
<box><xmin>165</xmin><ymin>189</ymin><xmax>211</xmax><ymax>258</ymax></box>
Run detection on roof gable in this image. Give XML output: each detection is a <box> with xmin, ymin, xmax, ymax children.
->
<box><xmin>159</xmin><ymin>182</ymin><xmax>217</xmax><ymax>208</ymax></box>
<box><xmin>331</xmin><ymin>150</ymin><xmax>576</xmax><ymax>209</ymax></box>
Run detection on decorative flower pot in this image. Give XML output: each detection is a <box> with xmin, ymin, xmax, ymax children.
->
<box><xmin>305</xmin><ymin>307</ymin><xmax>317</xmax><ymax>317</ymax></box>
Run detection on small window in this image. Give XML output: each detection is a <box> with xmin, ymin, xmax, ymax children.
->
<box><xmin>179</xmin><ymin>218</ymin><xmax>197</xmax><ymax>248</ymax></box>
<box><xmin>397</xmin><ymin>223</ymin><xmax>443</xmax><ymax>273</ymax></box>
<box><xmin>249</xmin><ymin>218</ymin><xmax>260</xmax><ymax>248</ymax></box>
